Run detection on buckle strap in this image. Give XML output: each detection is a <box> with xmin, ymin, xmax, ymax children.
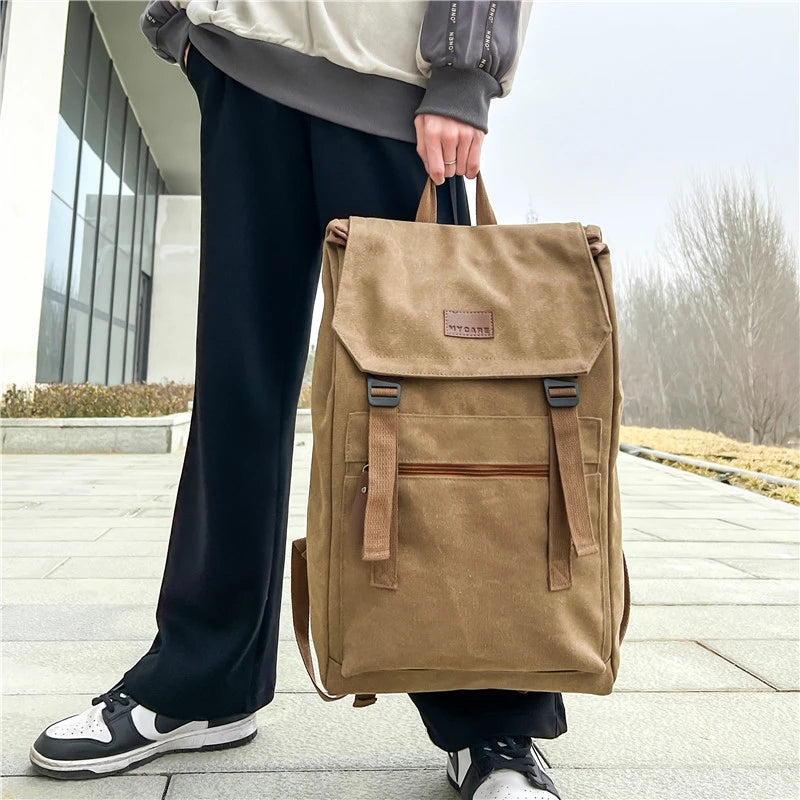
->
<box><xmin>545</xmin><ymin>378</ymin><xmax>599</xmax><ymax>591</ymax></box>
<box><xmin>362</xmin><ymin>375</ymin><xmax>401</xmax><ymax>589</ymax></box>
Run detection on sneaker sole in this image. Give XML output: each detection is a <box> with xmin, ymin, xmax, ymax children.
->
<box><xmin>29</xmin><ymin>714</ymin><xmax>258</xmax><ymax>780</ymax></box>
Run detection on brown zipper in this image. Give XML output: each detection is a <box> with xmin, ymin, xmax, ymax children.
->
<box><xmin>363</xmin><ymin>462</ymin><xmax>549</xmax><ymax>477</ymax></box>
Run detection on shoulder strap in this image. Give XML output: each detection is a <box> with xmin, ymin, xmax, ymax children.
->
<box><xmin>291</xmin><ymin>538</ymin><xmax>377</xmax><ymax>707</ymax></box>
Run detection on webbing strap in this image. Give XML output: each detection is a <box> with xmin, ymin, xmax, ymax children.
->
<box><xmin>290</xmin><ymin>538</ymin><xmax>377</xmax><ymax>708</ymax></box>
<box><xmin>547</xmin><ymin>426</ymin><xmax>573</xmax><ymax>591</ymax></box>
<box><xmin>547</xmin><ymin>401</ymin><xmax>600</xmax><ymax>591</ymax></box>
<box><xmin>362</xmin><ymin>400</ymin><xmax>398</xmax><ymax>563</ymax></box>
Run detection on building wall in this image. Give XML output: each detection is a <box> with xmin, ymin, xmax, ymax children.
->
<box><xmin>34</xmin><ymin>1</ymin><xmax>165</xmax><ymax>386</ymax></box>
<box><xmin>0</xmin><ymin>1</ymin><xmax>168</xmax><ymax>393</ymax></box>
<box><xmin>147</xmin><ymin>195</ymin><xmax>201</xmax><ymax>384</ymax></box>
<box><xmin>0</xmin><ymin>0</ymin><xmax>69</xmax><ymax>393</ymax></box>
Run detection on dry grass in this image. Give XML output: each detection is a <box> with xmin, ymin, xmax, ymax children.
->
<box><xmin>621</xmin><ymin>425</ymin><xmax>800</xmax><ymax>506</ymax></box>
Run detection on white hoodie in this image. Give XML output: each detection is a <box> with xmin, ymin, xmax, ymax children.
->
<box><xmin>141</xmin><ymin>1</ymin><xmax>533</xmax><ymax>142</ymax></box>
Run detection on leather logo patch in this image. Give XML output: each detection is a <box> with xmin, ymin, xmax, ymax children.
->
<box><xmin>443</xmin><ymin>310</ymin><xmax>494</xmax><ymax>338</ymax></box>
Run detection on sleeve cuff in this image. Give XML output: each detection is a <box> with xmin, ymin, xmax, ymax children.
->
<box><xmin>413</xmin><ymin>66</ymin><xmax>503</xmax><ymax>133</ymax></box>
<box><xmin>145</xmin><ymin>6</ymin><xmax>192</xmax><ymax>70</ymax></box>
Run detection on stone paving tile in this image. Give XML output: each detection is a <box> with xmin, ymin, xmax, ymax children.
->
<box><xmin>631</xmin><ymin>526</ymin><xmax>799</xmax><ymax>543</ymax></box>
<box><xmin>3</xmin><ymin>641</ymin><xmax>153</xmax><ymax>696</ymax></box>
<box><xmin>96</xmin><ymin>527</ymin><xmax>171</xmax><ymax>541</ymax></box>
<box><xmin>1</xmin><ymin>540</ymin><xmax>168</xmax><ymax>558</ymax></box>
<box><xmin>622</xmin><ymin>605</ymin><xmax>800</xmax><ymax>641</ymax></box>
<box><xmin>2</xmin><ymin>600</ymin><xmax>295</xmax><ymax>644</ymax></box>
<box><xmin>612</xmin><ymin>641</ymin><xmax>772</xmax><ymax>691</ymax></box>
<box><xmin>1</xmin><ymin>579</ymin><xmax>164</xmax><ymax>605</ymax></box>
<box><xmin>622</xmin><ymin>509</ymin><xmax>797</xmax><ymax>519</ymax></box>
<box><xmin>3</xmin><ymin>507</ymin><xmax>145</xmax><ymax>519</ymax></box>
<box><xmin>619</xmin><ymin>528</ymin><xmax>661</xmax><ymax>541</ymax></box>
<box><xmin>46</xmin><ymin>556</ymin><xmax>169</xmax><ymax>579</ymax></box>
<box><xmin>165</xmin><ymin>767</ymin><xmax>800</xmax><ymax>800</ymax></box>
<box><xmin>1</xmin><ymin>557</ymin><xmax>65</xmax><ymax>579</ymax></box>
<box><xmin>556</xmin><ymin>767</ymin><xmax>799</xmax><ymax>800</ymax></box>
<box><xmin>631</xmin><ymin>578</ymin><xmax>798</xmax><ymax>605</ymax></box>
<box><xmin>717</xmin><ymin>558</ymin><xmax>800</xmax><ymax>579</ymax></box>
<box><xmin>130</xmin><ymin>509</ymin><xmax>176</xmax><ymax>518</ymax></box>
<box><xmin>166</xmin><ymin>770</ymin><xmax>451</xmax><ymax>800</ymax></box>
<box><xmin>1</xmin><ymin>605</ymin><xmax>159</xmax><ymax>643</ymax></box>
<box><xmin>621</xmin><ymin>540</ymin><xmax>798</xmax><ymax>559</ymax></box>
<box><xmin>1</xmin><ymin>776</ymin><xmax>168</xmax><ymax>800</ymax></box>
<box><xmin>622</xmin><ymin>557</ymin><xmax>753</xmax><ymax>579</ymax></box>
<box><xmin>2</xmin><ymin>528</ymin><xmax>112</xmax><ymax>542</ymax></box>
<box><xmin>3</xmin><ymin>640</ymin><xmax>303</xmax><ymax>696</ymax></box>
<box><xmin>700</xmin><ymin>639</ymin><xmax>800</xmax><ymax>691</ymax></box>
<box><xmin>2</xmin><ymin>517</ymin><xmax>171</xmax><ymax>529</ymax></box>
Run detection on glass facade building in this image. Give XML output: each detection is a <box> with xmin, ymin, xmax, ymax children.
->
<box><xmin>36</xmin><ymin>1</ymin><xmax>164</xmax><ymax>384</ymax></box>
<box><xmin>0</xmin><ymin>1</ymin><xmax>10</xmax><ymax>103</ymax></box>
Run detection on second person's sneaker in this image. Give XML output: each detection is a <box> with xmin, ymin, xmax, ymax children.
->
<box><xmin>447</xmin><ymin>734</ymin><xmax>561</xmax><ymax>799</ymax></box>
<box><xmin>30</xmin><ymin>682</ymin><xmax>257</xmax><ymax>779</ymax></box>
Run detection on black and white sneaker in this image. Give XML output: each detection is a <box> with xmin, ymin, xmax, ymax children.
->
<box><xmin>447</xmin><ymin>735</ymin><xmax>561</xmax><ymax>799</ymax></box>
<box><xmin>30</xmin><ymin>682</ymin><xmax>257</xmax><ymax>779</ymax></box>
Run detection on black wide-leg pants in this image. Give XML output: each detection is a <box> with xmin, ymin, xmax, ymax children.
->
<box><xmin>123</xmin><ymin>45</ymin><xmax>568</xmax><ymax>752</ymax></box>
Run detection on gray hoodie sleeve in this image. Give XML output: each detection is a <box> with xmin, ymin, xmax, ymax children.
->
<box><xmin>414</xmin><ymin>1</ymin><xmax>532</xmax><ymax>133</ymax></box>
<box><xmin>139</xmin><ymin>1</ymin><xmax>191</xmax><ymax>70</ymax></box>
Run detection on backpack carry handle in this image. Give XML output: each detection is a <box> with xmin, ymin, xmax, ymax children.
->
<box><xmin>415</xmin><ymin>170</ymin><xmax>498</xmax><ymax>226</ymax></box>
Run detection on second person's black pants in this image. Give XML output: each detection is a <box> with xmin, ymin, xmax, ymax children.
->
<box><xmin>123</xmin><ymin>44</ymin><xmax>568</xmax><ymax>753</ymax></box>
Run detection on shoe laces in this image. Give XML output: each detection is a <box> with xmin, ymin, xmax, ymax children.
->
<box><xmin>473</xmin><ymin>735</ymin><xmax>553</xmax><ymax>792</ymax></box>
<box><xmin>91</xmin><ymin>683</ymin><xmax>132</xmax><ymax>714</ymax></box>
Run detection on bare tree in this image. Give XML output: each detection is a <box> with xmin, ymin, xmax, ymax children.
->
<box><xmin>618</xmin><ymin>170</ymin><xmax>799</xmax><ymax>445</ymax></box>
<box><xmin>667</xmin><ymin>169</ymin><xmax>799</xmax><ymax>444</ymax></box>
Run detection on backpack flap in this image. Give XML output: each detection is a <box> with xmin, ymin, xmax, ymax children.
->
<box><xmin>331</xmin><ymin>215</ymin><xmax>612</xmax><ymax>379</ymax></box>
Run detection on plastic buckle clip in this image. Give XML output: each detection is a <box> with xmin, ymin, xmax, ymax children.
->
<box><xmin>543</xmin><ymin>377</ymin><xmax>579</xmax><ymax>408</ymax></box>
<box><xmin>366</xmin><ymin>374</ymin><xmax>402</xmax><ymax>408</ymax></box>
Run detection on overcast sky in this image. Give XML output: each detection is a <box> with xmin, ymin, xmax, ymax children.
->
<box><xmin>311</xmin><ymin>1</ymin><xmax>798</xmax><ymax>338</ymax></box>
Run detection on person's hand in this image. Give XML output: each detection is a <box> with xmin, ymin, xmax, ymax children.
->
<box><xmin>414</xmin><ymin>113</ymin><xmax>484</xmax><ymax>185</ymax></box>
<box><xmin>183</xmin><ymin>41</ymin><xmax>191</xmax><ymax>69</ymax></box>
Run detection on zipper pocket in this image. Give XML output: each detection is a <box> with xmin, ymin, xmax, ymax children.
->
<box><xmin>363</xmin><ymin>462</ymin><xmax>549</xmax><ymax>477</ymax></box>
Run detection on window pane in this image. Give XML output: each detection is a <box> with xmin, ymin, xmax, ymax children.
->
<box><xmin>99</xmin><ymin>73</ymin><xmax>125</xmax><ymax>243</ymax></box>
<box><xmin>127</xmin><ymin>148</ymin><xmax>148</xmax><ymax>323</ymax></box>
<box><xmin>42</xmin><ymin>194</ymin><xmax>72</xmax><ymax>295</ymax></box>
<box><xmin>92</xmin><ymin>234</ymin><xmax>115</xmax><ymax>315</ymax></box>
<box><xmin>112</xmin><ymin>235</ymin><xmax>132</xmax><ymax>324</ymax></box>
<box><xmin>52</xmin><ymin>68</ymin><xmax>85</xmax><ymax>205</ymax></box>
<box><xmin>122</xmin><ymin>120</ymin><xmax>139</xmax><ymax>195</ymax></box>
<box><xmin>63</xmin><ymin>308</ymin><xmax>90</xmax><ymax>383</ymax></box>
<box><xmin>68</xmin><ymin>215</ymin><xmax>95</xmax><ymax>309</ymax></box>
<box><xmin>75</xmin><ymin>25</ymin><xmax>109</xmax><ymax>223</ymax></box>
<box><xmin>87</xmin><ymin>316</ymin><xmax>109</xmax><ymax>383</ymax></box>
<box><xmin>108</xmin><ymin>321</ymin><xmax>126</xmax><ymax>385</ymax></box>
<box><xmin>36</xmin><ymin>294</ymin><xmax>67</xmax><ymax>383</ymax></box>
<box><xmin>64</xmin><ymin>1</ymin><xmax>91</xmax><ymax>79</ymax></box>
<box><xmin>87</xmin><ymin>234</ymin><xmax>115</xmax><ymax>382</ymax></box>
<box><xmin>140</xmin><ymin>158</ymin><xmax>158</xmax><ymax>278</ymax></box>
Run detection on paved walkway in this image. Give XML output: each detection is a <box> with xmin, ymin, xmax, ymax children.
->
<box><xmin>2</xmin><ymin>437</ymin><xmax>798</xmax><ymax>800</ymax></box>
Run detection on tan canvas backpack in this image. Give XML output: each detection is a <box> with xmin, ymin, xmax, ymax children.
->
<box><xmin>292</xmin><ymin>173</ymin><xmax>631</xmax><ymax>708</ymax></box>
